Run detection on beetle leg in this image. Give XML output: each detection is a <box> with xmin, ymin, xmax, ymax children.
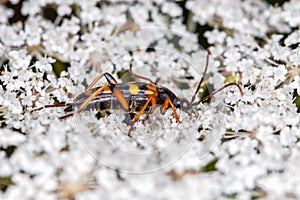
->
<box><xmin>112</xmin><ymin>88</ymin><xmax>129</xmax><ymax>110</ymax></box>
<box><xmin>77</xmin><ymin>84</ymin><xmax>130</xmax><ymax>116</ymax></box>
<box><xmin>128</xmin><ymin>95</ymin><xmax>155</xmax><ymax>136</ymax></box>
<box><xmin>59</xmin><ymin>113</ymin><xmax>74</xmax><ymax>120</ymax></box>
<box><xmin>85</xmin><ymin>72</ymin><xmax>118</xmax><ymax>92</ymax></box>
<box><xmin>95</xmin><ymin>110</ymin><xmax>110</xmax><ymax>120</ymax></box>
<box><xmin>64</xmin><ymin>84</ymin><xmax>130</xmax><ymax>120</ymax></box>
<box><xmin>122</xmin><ymin>112</ymin><xmax>136</xmax><ymax>125</ymax></box>
<box><xmin>161</xmin><ymin>98</ymin><xmax>181</xmax><ymax>123</ymax></box>
<box><xmin>129</xmin><ymin>59</ymin><xmax>155</xmax><ymax>84</ymax></box>
<box><xmin>30</xmin><ymin>103</ymin><xmax>72</xmax><ymax>113</ymax></box>
<box><xmin>150</xmin><ymin>96</ymin><xmax>157</xmax><ymax>113</ymax></box>
<box><xmin>77</xmin><ymin>85</ymin><xmax>110</xmax><ymax>113</ymax></box>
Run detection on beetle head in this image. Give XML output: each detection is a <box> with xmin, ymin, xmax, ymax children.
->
<box><xmin>175</xmin><ymin>97</ymin><xmax>195</xmax><ymax>116</ymax></box>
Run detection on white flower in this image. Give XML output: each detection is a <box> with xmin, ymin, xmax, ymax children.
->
<box><xmin>204</xmin><ymin>29</ymin><xmax>227</xmax><ymax>44</ymax></box>
<box><xmin>223</xmin><ymin>47</ymin><xmax>241</xmax><ymax>72</ymax></box>
<box><xmin>275</xmin><ymin>88</ymin><xmax>286</xmax><ymax>101</ymax></box>
<box><xmin>289</xmin><ymin>47</ymin><xmax>300</xmax><ymax>66</ymax></box>
<box><xmin>281</xmin><ymin>0</ymin><xmax>300</xmax><ymax>27</ymax></box>
<box><xmin>21</xmin><ymin>0</ymin><xmax>42</xmax><ymax>16</ymax></box>
<box><xmin>20</xmin><ymin>90</ymin><xmax>36</xmax><ymax>107</ymax></box>
<box><xmin>274</xmin><ymin>64</ymin><xmax>287</xmax><ymax>82</ymax></box>
<box><xmin>290</xmin><ymin>75</ymin><xmax>300</xmax><ymax>95</ymax></box>
<box><xmin>271</xmin><ymin>44</ymin><xmax>291</xmax><ymax>61</ymax></box>
<box><xmin>3</xmin><ymin>94</ymin><xmax>23</xmax><ymax>114</ymax></box>
<box><xmin>284</xmin><ymin>30</ymin><xmax>300</xmax><ymax>46</ymax></box>
<box><xmin>34</xmin><ymin>56</ymin><xmax>55</xmax><ymax>73</ymax></box>
<box><xmin>7</xmin><ymin>49</ymin><xmax>32</xmax><ymax>70</ymax></box>
<box><xmin>61</xmin><ymin>17</ymin><xmax>80</xmax><ymax>35</ymax></box>
<box><xmin>0</xmin><ymin>152</ymin><xmax>12</xmax><ymax>177</ymax></box>
<box><xmin>57</xmin><ymin>3</ymin><xmax>72</xmax><ymax>16</ymax></box>
<box><xmin>80</xmin><ymin>6</ymin><xmax>102</xmax><ymax>24</ymax></box>
<box><xmin>42</xmin><ymin>28</ymin><xmax>73</xmax><ymax>60</ymax></box>
<box><xmin>212</xmin><ymin>73</ymin><xmax>225</xmax><ymax>89</ymax></box>
<box><xmin>224</xmin><ymin>86</ymin><xmax>243</xmax><ymax>104</ymax></box>
<box><xmin>178</xmin><ymin>35</ymin><xmax>199</xmax><ymax>53</ymax></box>
<box><xmin>0</xmin><ymin>5</ymin><xmax>14</xmax><ymax>23</ymax></box>
<box><xmin>269</xmin><ymin>35</ymin><xmax>291</xmax><ymax>61</ymax></box>
<box><xmin>0</xmin><ymin>24</ymin><xmax>25</xmax><ymax>47</ymax></box>
<box><xmin>280</xmin><ymin>126</ymin><xmax>297</xmax><ymax>147</ymax></box>
<box><xmin>257</xmin><ymin>174</ymin><xmax>291</xmax><ymax>199</ymax></box>
<box><xmin>33</xmin><ymin>79</ymin><xmax>45</xmax><ymax>92</ymax></box>
<box><xmin>186</xmin><ymin>0</ymin><xmax>269</xmax><ymax>36</ymax></box>
<box><xmin>24</xmin><ymin>17</ymin><xmax>43</xmax><ymax>46</ymax></box>
<box><xmin>129</xmin><ymin>4</ymin><xmax>149</xmax><ymax>25</ymax></box>
<box><xmin>161</xmin><ymin>2</ymin><xmax>182</xmax><ymax>17</ymax></box>
<box><xmin>0</xmin><ymin>128</ymin><xmax>26</xmax><ymax>148</ymax></box>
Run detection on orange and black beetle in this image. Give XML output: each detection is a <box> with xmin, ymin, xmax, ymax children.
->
<box><xmin>33</xmin><ymin>51</ymin><xmax>243</xmax><ymax>135</ymax></box>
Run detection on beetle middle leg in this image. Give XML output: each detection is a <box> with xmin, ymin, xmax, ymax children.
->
<box><xmin>128</xmin><ymin>95</ymin><xmax>157</xmax><ymax>136</ymax></box>
<box><xmin>96</xmin><ymin>110</ymin><xmax>111</xmax><ymax>120</ymax></box>
<box><xmin>122</xmin><ymin>112</ymin><xmax>136</xmax><ymax>125</ymax></box>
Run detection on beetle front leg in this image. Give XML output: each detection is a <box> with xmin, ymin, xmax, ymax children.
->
<box><xmin>161</xmin><ymin>98</ymin><xmax>181</xmax><ymax>123</ymax></box>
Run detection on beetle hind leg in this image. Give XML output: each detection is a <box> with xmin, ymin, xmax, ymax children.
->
<box><xmin>95</xmin><ymin>110</ymin><xmax>111</xmax><ymax>120</ymax></box>
<box><xmin>85</xmin><ymin>72</ymin><xmax>118</xmax><ymax>92</ymax></box>
<box><xmin>122</xmin><ymin>112</ymin><xmax>136</xmax><ymax>125</ymax></box>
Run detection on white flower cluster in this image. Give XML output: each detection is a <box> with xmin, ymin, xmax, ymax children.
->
<box><xmin>0</xmin><ymin>0</ymin><xmax>299</xmax><ymax>199</ymax></box>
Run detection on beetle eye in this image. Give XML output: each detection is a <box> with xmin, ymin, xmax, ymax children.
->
<box><xmin>182</xmin><ymin>101</ymin><xmax>188</xmax><ymax>108</ymax></box>
<box><xmin>175</xmin><ymin>100</ymin><xmax>181</xmax><ymax>107</ymax></box>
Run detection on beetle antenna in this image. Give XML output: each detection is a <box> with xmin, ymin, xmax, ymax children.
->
<box><xmin>30</xmin><ymin>103</ymin><xmax>72</xmax><ymax>113</ymax></box>
<box><xmin>59</xmin><ymin>113</ymin><xmax>74</xmax><ymax>119</ymax></box>
<box><xmin>191</xmin><ymin>50</ymin><xmax>211</xmax><ymax>103</ymax></box>
<box><xmin>129</xmin><ymin>59</ymin><xmax>155</xmax><ymax>84</ymax></box>
<box><xmin>192</xmin><ymin>83</ymin><xmax>243</xmax><ymax>106</ymax></box>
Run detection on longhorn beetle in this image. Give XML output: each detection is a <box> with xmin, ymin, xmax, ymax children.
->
<box><xmin>33</xmin><ymin>51</ymin><xmax>243</xmax><ymax>136</ymax></box>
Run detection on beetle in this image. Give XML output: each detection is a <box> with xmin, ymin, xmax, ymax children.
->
<box><xmin>33</xmin><ymin>51</ymin><xmax>243</xmax><ymax>136</ymax></box>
